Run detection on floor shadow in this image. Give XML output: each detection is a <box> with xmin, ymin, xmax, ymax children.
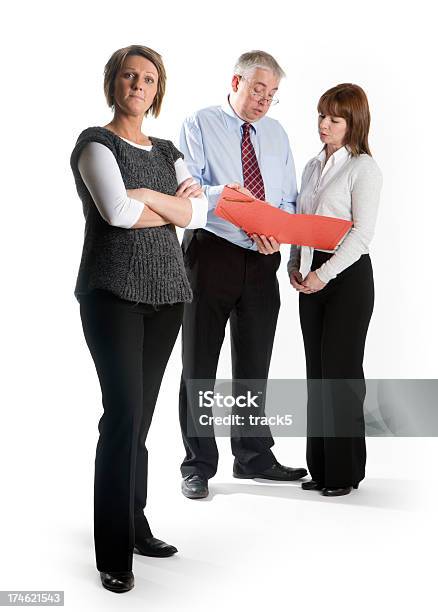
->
<box><xmin>134</xmin><ymin>554</ymin><xmax>221</xmax><ymax>576</ymax></box>
<box><xmin>207</xmin><ymin>478</ymin><xmax>422</xmax><ymax>511</ymax></box>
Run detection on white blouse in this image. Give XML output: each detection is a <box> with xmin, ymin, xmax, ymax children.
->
<box><xmin>288</xmin><ymin>147</ymin><xmax>383</xmax><ymax>284</ymax></box>
<box><xmin>77</xmin><ymin>137</ymin><xmax>208</xmax><ymax>230</ymax></box>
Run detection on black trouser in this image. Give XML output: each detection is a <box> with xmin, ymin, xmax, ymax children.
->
<box><xmin>179</xmin><ymin>229</ymin><xmax>281</xmax><ymax>480</ymax></box>
<box><xmin>80</xmin><ymin>289</ymin><xmax>183</xmax><ymax>572</ymax></box>
<box><xmin>299</xmin><ymin>251</ymin><xmax>374</xmax><ymax>488</ymax></box>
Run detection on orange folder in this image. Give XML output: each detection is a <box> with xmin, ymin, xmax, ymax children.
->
<box><xmin>215</xmin><ymin>186</ymin><xmax>353</xmax><ymax>250</ymax></box>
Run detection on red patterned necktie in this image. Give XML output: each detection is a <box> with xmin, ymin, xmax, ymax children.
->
<box><xmin>241</xmin><ymin>122</ymin><xmax>265</xmax><ymax>201</ymax></box>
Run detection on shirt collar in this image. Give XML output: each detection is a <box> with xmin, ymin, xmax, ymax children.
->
<box><xmin>317</xmin><ymin>145</ymin><xmax>350</xmax><ymax>167</ymax></box>
<box><xmin>221</xmin><ymin>96</ymin><xmax>260</xmax><ymax>133</ymax></box>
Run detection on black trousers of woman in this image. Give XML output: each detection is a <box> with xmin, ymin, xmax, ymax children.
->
<box><xmin>299</xmin><ymin>251</ymin><xmax>374</xmax><ymax>489</ymax></box>
<box><xmin>80</xmin><ymin>289</ymin><xmax>184</xmax><ymax>572</ymax></box>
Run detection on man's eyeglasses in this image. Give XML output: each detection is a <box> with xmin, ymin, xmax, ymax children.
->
<box><xmin>239</xmin><ymin>75</ymin><xmax>280</xmax><ymax>106</ymax></box>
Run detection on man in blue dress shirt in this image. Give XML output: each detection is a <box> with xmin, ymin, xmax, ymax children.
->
<box><xmin>179</xmin><ymin>50</ymin><xmax>307</xmax><ymax>499</ymax></box>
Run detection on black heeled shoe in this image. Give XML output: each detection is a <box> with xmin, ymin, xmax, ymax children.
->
<box><xmin>301</xmin><ymin>480</ymin><xmax>324</xmax><ymax>491</ymax></box>
<box><xmin>134</xmin><ymin>536</ymin><xmax>178</xmax><ymax>558</ymax></box>
<box><xmin>100</xmin><ymin>570</ymin><xmax>134</xmax><ymax>593</ymax></box>
<box><xmin>321</xmin><ymin>484</ymin><xmax>359</xmax><ymax>497</ymax></box>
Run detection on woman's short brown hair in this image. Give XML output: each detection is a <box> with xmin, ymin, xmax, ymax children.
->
<box><xmin>104</xmin><ymin>45</ymin><xmax>166</xmax><ymax>118</ymax></box>
<box><xmin>318</xmin><ymin>83</ymin><xmax>372</xmax><ymax>156</ymax></box>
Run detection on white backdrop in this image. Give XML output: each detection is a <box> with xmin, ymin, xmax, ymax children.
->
<box><xmin>1</xmin><ymin>1</ymin><xmax>437</xmax><ymax>610</ymax></box>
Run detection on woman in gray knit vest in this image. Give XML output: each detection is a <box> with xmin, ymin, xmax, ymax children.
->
<box><xmin>288</xmin><ymin>84</ymin><xmax>383</xmax><ymax>498</ymax></box>
<box><xmin>70</xmin><ymin>45</ymin><xmax>207</xmax><ymax>593</ymax></box>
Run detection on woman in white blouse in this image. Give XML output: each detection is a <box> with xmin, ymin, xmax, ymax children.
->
<box><xmin>288</xmin><ymin>83</ymin><xmax>382</xmax><ymax>497</ymax></box>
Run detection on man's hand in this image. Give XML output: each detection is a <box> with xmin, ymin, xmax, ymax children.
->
<box><xmin>226</xmin><ymin>183</ymin><xmax>254</xmax><ymax>199</ymax></box>
<box><xmin>175</xmin><ymin>178</ymin><xmax>203</xmax><ymax>199</ymax></box>
<box><xmin>251</xmin><ymin>234</ymin><xmax>280</xmax><ymax>255</ymax></box>
<box><xmin>302</xmin><ymin>271</ymin><xmax>326</xmax><ymax>293</ymax></box>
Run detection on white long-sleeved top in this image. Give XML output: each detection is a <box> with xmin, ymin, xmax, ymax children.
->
<box><xmin>288</xmin><ymin>146</ymin><xmax>383</xmax><ymax>284</ymax></box>
<box><xmin>77</xmin><ymin>137</ymin><xmax>208</xmax><ymax>229</ymax></box>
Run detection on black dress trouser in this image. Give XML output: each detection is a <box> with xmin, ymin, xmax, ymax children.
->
<box><xmin>299</xmin><ymin>251</ymin><xmax>374</xmax><ymax>488</ymax></box>
<box><xmin>80</xmin><ymin>289</ymin><xmax>183</xmax><ymax>572</ymax></box>
<box><xmin>179</xmin><ymin>229</ymin><xmax>281</xmax><ymax>480</ymax></box>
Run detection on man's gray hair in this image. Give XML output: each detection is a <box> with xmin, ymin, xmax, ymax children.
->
<box><xmin>234</xmin><ymin>50</ymin><xmax>286</xmax><ymax>80</ymax></box>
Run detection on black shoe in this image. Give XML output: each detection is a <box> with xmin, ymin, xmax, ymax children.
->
<box><xmin>233</xmin><ymin>461</ymin><xmax>308</xmax><ymax>481</ymax></box>
<box><xmin>134</xmin><ymin>536</ymin><xmax>178</xmax><ymax>558</ymax></box>
<box><xmin>100</xmin><ymin>571</ymin><xmax>134</xmax><ymax>593</ymax></box>
<box><xmin>301</xmin><ymin>479</ymin><xmax>324</xmax><ymax>491</ymax></box>
<box><xmin>181</xmin><ymin>474</ymin><xmax>209</xmax><ymax>499</ymax></box>
<box><xmin>322</xmin><ymin>484</ymin><xmax>359</xmax><ymax>497</ymax></box>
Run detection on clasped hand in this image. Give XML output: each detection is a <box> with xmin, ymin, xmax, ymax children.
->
<box><xmin>290</xmin><ymin>270</ymin><xmax>326</xmax><ymax>294</ymax></box>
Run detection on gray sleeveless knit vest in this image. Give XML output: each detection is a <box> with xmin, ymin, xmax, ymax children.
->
<box><xmin>70</xmin><ymin>127</ymin><xmax>193</xmax><ymax>305</ymax></box>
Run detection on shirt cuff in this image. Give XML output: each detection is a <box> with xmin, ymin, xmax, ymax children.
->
<box><xmin>315</xmin><ymin>263</ymin><xmax>336</xmax><ymax>284</ymax></box>
<box><xmin>204</xmin><ymin>185</ymin><xmax>225</xmax><ymax>211</ymax></box>
<box><xmin>124</xmin><ymin>198</ymin><xmax>146</xmax><ymax>229</ymax></box>
<box><xmin>287</xmin><ymin>259</ymin><xmax>300</xmax><ymax>276</ymax></box>
<box><xmin>185</xmin><ymin>193</ymin><xmax>208</xmax><ymax>229</ymax></box>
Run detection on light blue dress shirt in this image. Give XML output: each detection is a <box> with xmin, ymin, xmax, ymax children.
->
<box><xmin>179</xmin><ymin>97</ymin><xmax>298</xmax><ymax>250</ymax></box>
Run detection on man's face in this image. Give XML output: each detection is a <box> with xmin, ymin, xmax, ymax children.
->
<box><xmin>230</xmin><ymin>68</ymin><xmax>280</xmax><ymax>123</ymax></box>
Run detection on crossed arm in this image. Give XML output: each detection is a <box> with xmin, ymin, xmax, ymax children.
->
<box><xmin>128</xmin><ymin>179</ymin><xmax>202</xmax><ymax>228</ymax></box>
<box><xmin>78</xmin><ymin>142</ymin><xmax>206</xmax><ymax>230</ymax></box>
